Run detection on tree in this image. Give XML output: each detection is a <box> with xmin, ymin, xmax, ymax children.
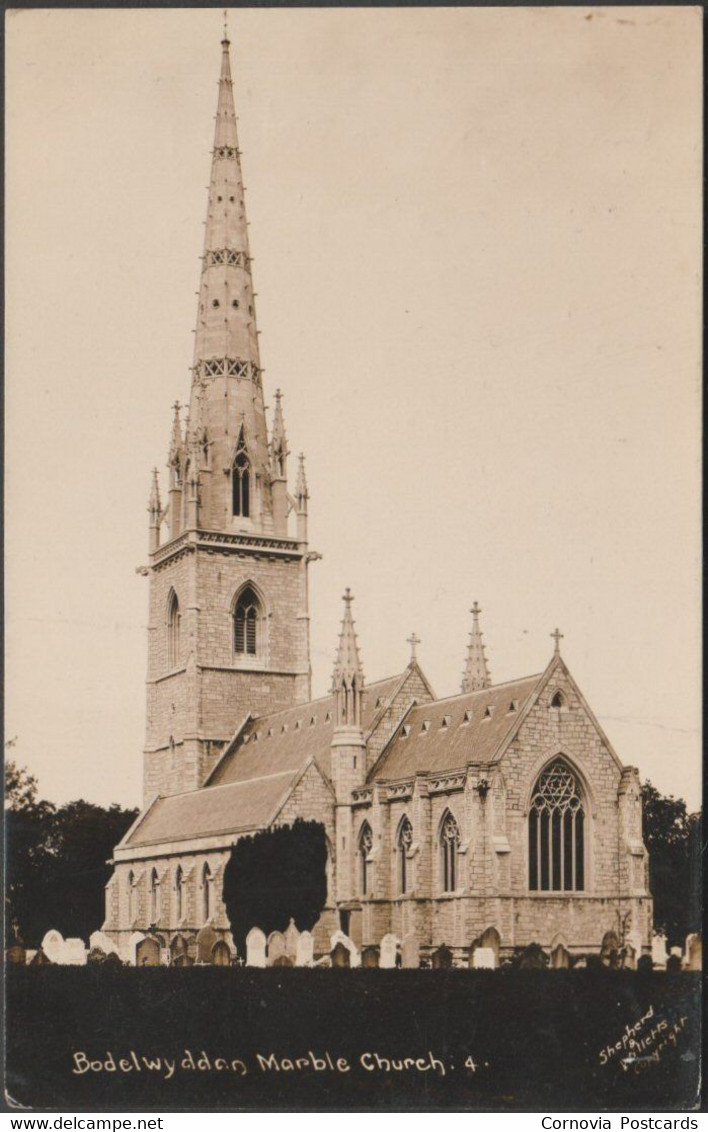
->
<box><xmin>5</xmin><ymin>758</ymin><xmax>138</xmax><ymax>947</ymax></box>
<box><xmin>641</xmin><ymin>780</ymin><xmax>702</xmax><ymax>949</ymax></box>
<box><xmin>222</xmin><ymin>819</ymin><xmax>328</xmax><ymax>955</ymax></box>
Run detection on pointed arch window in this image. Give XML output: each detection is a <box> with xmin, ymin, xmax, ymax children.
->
<box><xmin>201</xmin><ymin>862</ymin><xmax>213</xmax><ymax>923</ymax></box>
<box><xmin>440</xmin><ymin>811</ymin><xmax>460</xmax><ymax>893</ymax></box>
<box><xmin>127</xmin><ymin>870</ymin><xmax>136</xmax><ymax>922</ymax></box>
<box><xmin>233</xmin><ymin>586</ymin><xmax>261</xmax><ymax>656</ymax></box>
<box><xmin>529</xmin><ymin>761</ymin><xmax>585</xmax><ymax>892</ymax></box>
<box><xmin>232</xmin><ymin>429</ymin><xmax>250</xmax><ymax>517</ymax></box>
<box><xmin>358</xmin><ymin>822</ymin><xmax>373</xmax><ymax>896</ymax></box>
<box><xmin>149</xmin><ymin>868</ymin><xmax>160</xmax><ymax>924</ymax></box>
<box><xmin>175</xmin><ymin>865</ymin><xmax>185</xmax><ymax>921</ymax></box>
<box><xmin>167</xmin><ymin>591</ymin><xmax>180</xmax><ymax>669</ymax></box>
<box><xmin>397</xmin><ymin>817</ymin><xmax>413</xmax><ymax>895</ymax></box>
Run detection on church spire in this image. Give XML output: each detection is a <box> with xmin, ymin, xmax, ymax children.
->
<box><xmin>461</xmin><ymin>601</ymin><xmax>491</xmax><ymax>693</ymax></box>
<box><xmin>332</xmin><ymin>589</ymin><xmax>364</xmax><ymax>727</ymax></box>
<box><xmin>186</xmin><ymin>32</ymin><xmax>271</xmax><ymax>532</ymax></box>
<box><xmin>148</xmin><ymin>468</ymin><xmax>162</xmax><ymax>552</ymax></box>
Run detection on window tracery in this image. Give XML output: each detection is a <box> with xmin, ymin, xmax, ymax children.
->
<box><xmin>528</xmin><ymin>761</ymin><xmax>585</xmax><ymax>891</ymax></box>
<box><xmin>233</xmin><ymin>585</ymin><xmax>261</xmax><ymax>656</ymax></box>
<box><xmin>440</xmin><ymin>811</ymin><xmax>460</xmax><ymax>892</ymax></box>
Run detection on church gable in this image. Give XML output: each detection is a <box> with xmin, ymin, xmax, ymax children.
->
<box><xmin>364</xmin><ymin>662</ymin><xmax>436</xmax><ymax>777</ymax></box>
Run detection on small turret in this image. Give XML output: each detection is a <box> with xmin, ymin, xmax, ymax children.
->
<box><xmin>461</xmin><ymin>601</ymin><xmax>491</xmax><ymax>693</ymax></box>
<box><xmin>332</xmin><ymin>588</ymin><xmax>364</xmax><ymax>727</ymax></box>
<box><xmin>270</xmin><ymin>389</ymin><xmax>289</xmax><ymax>536</ymax></box>
<box><xmin>295</xmin><ymin>453</ymin><xmax>309</xmax><ymax>545</ymax></box>
<box><xmin>330</xmin><ymin>589</ymin><xmax>367</xmax><ymax>841</ymax></box>
<box><xmin>148</xmin><ymin>468</ymin><xmax>162</xmax><ymax>553</ymax></box>
<box><xmin>167</xmin><ymin>402</ymin><xmax>184</xmax><ymax>540</ymax></box>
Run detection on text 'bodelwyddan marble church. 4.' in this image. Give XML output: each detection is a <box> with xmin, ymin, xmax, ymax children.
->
<box><xmin>102</xmin><ymin>33</ymin><xmax>652</xmax><ymax>964</ymax></box>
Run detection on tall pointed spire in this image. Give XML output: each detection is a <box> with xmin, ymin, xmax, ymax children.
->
<box><xmin>186</xmin><ymin>31</ymin><xmax>271</xmax><ymax>532</ymax></box>
<box><xmin>332</xmin><ymin>589</ymin><xmax>364</xmax><ymax>727</ymax></box>
<box><xmin>461</xmin><ymin>601</ymin><xmax>491</xmax><ymax>693</ymax></box>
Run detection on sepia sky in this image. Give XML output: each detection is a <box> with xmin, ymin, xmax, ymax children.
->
<box><xmin>5</xmin><ymin>6</ymin><xmax>702</xmax><ymax>811</ymax></box>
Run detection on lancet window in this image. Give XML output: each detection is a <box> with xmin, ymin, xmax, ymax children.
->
<box><xmin>397</xmin><ymin>817</ymin><xmax>413</xmax><ymax>895</ymax></box>
<box><xmin>167</xmin><ymin>591</ymin><xmax>180</xmax><ymax>669</ymax></box>
<box><xmin>233</xmin><ymin>586</ymin><xmax>261</xmax><ymax>656</ymax></box>
<box><xmin>528</xmin><ymin>761</ymin><xmax>585</xmax><ymax>891</ymax></box>
<box><xmin>149</xmin><ymin>868</ymin><xmax>160</xmax><ymax>924</ymax></box>
<box><xmin>175</xmin><ymin>865</ymin><xmax>185</xmax><ymax>921</ymax></box>
<box><xmin>440</xmin><ymin>811</ymin><xmax>460</xmax><ymax>893</ymax></box>
<box><xmin>202</xmin><ymin>862</ymin><xmax>213</xmax><ymax>923</ymax></box>
<box><xmin>358</xmin><ymin>822</ymin><xmax>374</xmax><ymax>896</ymax></box>
<box><xmin>232</xmin><ymin>430</ymin><xmax>250</xmax><ymax>518</ymax></box>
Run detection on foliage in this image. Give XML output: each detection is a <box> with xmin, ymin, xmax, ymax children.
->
<box><xmin>5</xmin><ymin>758</ymin><xmax>138</xmax><ymax>947</ymax></box>
<box><xmin>222</xmin><ymin>819</ymin><xmax>328</xmax><ymax>955</ymax></box>
<box><xmin>641</xmin><ymin>780</ymin><xmax>702</xmax><ymax>948</ymax></box>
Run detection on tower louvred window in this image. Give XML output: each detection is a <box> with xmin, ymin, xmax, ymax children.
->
<box><xmin>529</xmin><ymin>761</ymin><xmax>585</xmax><ymax>892</ymax></box>
<box><xmin>232</xmin><ymin>430</ymin><xmax>250</xmax><ymax>517</ymax></box>
<box><xmin>234</xmin><ymin>586</ymin><xmax>260</xmax><ymax>656</ymax></box>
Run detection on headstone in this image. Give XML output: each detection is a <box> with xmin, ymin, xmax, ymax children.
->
<box><xmin>331</xmin><ymin>942</ymin><xmax>351</xmax><ymax>968</ymax></box>
<box><xmin>361</xmin><ymin>946</ymin><xmax>379</xmax><ymax>968</ymax></box>
<box><xmin>624</xmin><ymin>931</ymin><xmax>642</xmax><ymax>971</ymax></box>
<box><xmin>29</xmin><ymin>948</ymin><xmax>51</xmax><ymax>965</ymax></box>
<box><xmin>294</xmin><ymin>930</ymin><xmax>314</xmax><ymax>967</ymax></box>
<box><xmin>89</xmin><ymin>931</ymin><xmax>119</xmax><ymax>957</ymax></box>
<box><xmin>87</xmin><ymin>947</ymin><xmax>107</xmax><ymax>964</ymax></box>
<box><xmin>573</xmin><ymin>956</ymin><xmax>587</xmax><ymax>969</ymax></box>
<box><xmin>212</xmin><ymin>940</ymin><xmax>231</xmax><ymax>966</ymax></box>
<box><xmin>551</xmin><ymin>944</ymin><xmax>571</xmax><ymax>970</ymax></box>
<box><xmin>472</xmin><ymin>947</ymin><xmax>496</xmax><ymax>969</ymax></box>
<box><xmin>431</xmin><ymin>944</ymin><xmax>453</xmax><ymax>969</ymax></box>
<box><xmin>126</xmin><ymin>931</ymin><xmax>146</xmax><ymax>966</ymax></box>
<box><xmin>330</xmin><ymin>930</ymin><xmax>360</xmax><ymax>967</ymax></box>
<box><xmin>246</xmin><ymin>927</ymin><xmax>266</xmax><ymax>968</ymax></box>
<box><xmin>600</xmin><ymin>931</ymin><xmax>620</xmax><ymax>969</ymax></box>
<box><xmin>666</xmin><ymin>954</ymin><xmax>682</xmax><ymax>973</ymax></box>
<box><xmin>136</xmin><ymin>936</ymin><xmax>161</xmax><ymax>966</ymax></box>
<box><xmin>101</xmin><ymin>952</ymin><xmax>123</xmax><ymax>970</ymax></box>
<box><xmin>267</xmin><ymin>930</ymin><xmax>286</xmax><ymax>967</ymax></box>
<box><xmin>172</xmin><ymin>953</ymin><xmax>192</xmax><ymax>968</ymax></box>
<box><xmin>284</xmin><ymin>918</ymin><xmax>300</xmax><ymax>960</ymax></box>
<box><xmin>637</xmin><ymin>954</ymin><xmax>653</xmax><ymax>973</ymax></box>
<box><xmin>379</xmin><ymin>933</ymin><xmax>399</xmax><ymax>969</ymax></box>
<box><xmin>685</xmin><ymin>933</ymin><xmax>702</xmax><ymax>971</ymax></box>
<box><xmin>518</xmin><ymin>942</ymin><xmax>547</xmax><ymax>969</ymax></box>
<box><xmin>41</xmin><ymin>930</ymin><xmax>65</xmax><ymax>964</ymax></box>
<box><xmin>651</xmin><ymin>933</ymin><xmax>668</xmax><ymax>969</ymax></box>
<box><xmin>479</xmin><ymin>927</ymin><xmax>501</xmax><ymax>965</ymax></box>
<box><xmin>273</xmin><ymin>954</ymin><xmax>294</xmax><ymax>967</ymax></box>
<box><xmin>196</xmin><ymin>925</ymin><xmax>219</xmax><ymax>964</ymax></box>
<box><xmin>64</xmin><ymin>938</ymin><xmax>88</xmax><ymax>965</ymax></box>
<box><xmin>401</xmin><ymin>932</ymin><xmax>420</xmax><ymax>969</ymax></box>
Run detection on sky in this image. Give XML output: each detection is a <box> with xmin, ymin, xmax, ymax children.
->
<box><xmin>5</xmin><ymin>6</ymin><xmax>702</xmax><ymax>811</ymax></box>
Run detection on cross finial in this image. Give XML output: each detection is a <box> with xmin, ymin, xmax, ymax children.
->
<box><xmin>407</xmin><ymin>632</ymin><xmax>421</xmax><ymax>663</ymax></box>
<box><xmin>223</xmin><ymin>9</ymin><xmax>229</xmax><ymax>42</ymax></box>
<box><xmin>551</xmin><ymin>627</ymin><xmax>564</xmax><ymax>655</ymax></box>
<box><xmin>344</xmin><ymin>587</ymin><xmax>353</xmax><ymax>605</ymax></box>
<box><xmin>470</xmin><ymin>601</ymin><xmax>482</xmax><ymax>621</ymax></box>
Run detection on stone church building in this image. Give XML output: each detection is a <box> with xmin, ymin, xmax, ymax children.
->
<box><xmin>103</xmin><ymin>35</ymin><xmax>651</xmax><ymax>964</ymax></box>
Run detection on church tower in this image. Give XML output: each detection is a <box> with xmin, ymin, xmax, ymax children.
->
<box><xmin>141</xmin><ymin>33</ymin><xmax>315</xmax><ymax>804</ymax></box>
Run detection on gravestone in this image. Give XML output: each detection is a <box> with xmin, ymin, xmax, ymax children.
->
<box><xmin>666</xmin><ymin>954</ymin><xmax>682</xmax><ymax>973</ymax></box>
<box><xmin>331</xmin><ymin>942</ymin><xmax>351</xmax><ymax>968</ymax></box>
<box><xmin>431</xmin><ymin>944</ymin><xmax>453</xmax><ymax>970</ymax></box>
<box><xmin>267</xmin><ymin>931</ymin><xmax>287</xmax><ymax>967</ymax></box>
<box><xmin>89</xmin><ymin>930</ymin><xmax>119</xmax><ymax>957</ymax></box>
<box><xmin>295</xmin><ymin>931</ymin><xmax>314</xmax><ymax>968</ymax></box>
<box><xmin>29</xmin><ymin>948</ymin><xmax>51</xmax><ymax>965</ymax></box>
<box><xmin>101</xmin><ymin>952</ymin><xmax>123</xmax><ymax>970</ymax></box>
<box><xmin>637</xmin><ymin>954</ymin><xmax>653</xmax><ymax>972</ymax></box>
<box><xmin>600</xmin><ymin>931</ymin><xmax>620</xmax><ymax>969</ymax></box>
<box><xmin>551</xmin><ymin>944</ymin><xmax>571</xmax><ymax>970</ymax></box>
<box><xmin>41</xmin><ymin>930</ymin><xmax>66</xmax><ymax>964</ymax></box>
<box><xmin>171</xmin><ymin>934</ymin><xmax>189</xmax><ymax>963</ymax></box>
<box><xmin>246</xmin><ymin>927</ymin><xmax>266</xmax><ymax>968</ymax></box>
<box><xmin>652</xmin><ymin>933</ymin><xmax>668</xmax><ymax>969</ymax></box>
<box><xmin>379</xmin><ymin>934</ymin><xmax>399</xmax><ymax>969</ymax></box>
<box><xmin>284</xmin><ymin>918</ymin><xmax>300</xmax><ymax>960</ymax></box>
<box><xmin>273</xmin><ymin>954</ymin><xmax>294</xmax><ymax>967</ymax></box>
<box><xmin>87</xmin><ymin>947</ymin><xmax>107</xmax><ymax>964</ymax></box>
<box><xmin>518</xmin><ymin>943</ymin><xmax>547</xmax><ymax>969</ymax></box>
<box><xmin>401</xmin><ymin>932</ymin><xmax>419</xmax><ymax>969</ymax></box>
<box><xmin>479</xmin><ymin>927</ymin><xmax>501</xmax><ymax>965</ymax></box>
<box><xmin>136</xmin><ymin>936</ymin><xmax>161</xmax><ymax>966</ymax></box>
<box><xmin>330</xmin><ymin>930</ymin><xmax>360</xmax><ymax>967</ymax></box>
<box><xmin>685</xmin><ymin>933</ymin><xmax>702</xmax><ymax>971</ymax></box>
<box><xmin>472</xmin><ymin>947</ymin><xmax>496</xmax><ymax>969</ymax></box>
<box><xmin>212</xmin><ymin>940</ymin><xmax>231</xmax><ymax>966</ymax></box>
<box><xmin>126</xmin><ymin>931</ymin><xmax>146</xmax><ymax>966</ymax></box>
<box><xmin>624</xmin><ymin>931</ymin><xmax>642</xmax><ymax>971</ymax></box>
<box><xmin>197</xmin><ymin>925</ymin><xmax>219</xmax><ymax>964</ymax></box>
<box><xmin>573</xmin><ymin>956</ymin><xmax>587</xmax><ymax>969</ymax></box>
<box><xmin>361</xmin><ymin>946</ymin><xmax>379</xmax><ymax>968</ymax></box>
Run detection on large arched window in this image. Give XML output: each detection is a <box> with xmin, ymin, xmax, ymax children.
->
<box><xmin>440</xmin><ymin>811</ymin><xmax>460</xmax><ymax>892</ymax></box>
<box><xmin>175</xmin><ymin>865</ymin><xmax>185</xmax><ymax>921</ymax></box>
<box><xmin>233</xmin><ymin>586</ymin><xmax>261</xmax><ymax>656</ymax></box>
<box><xmin>397</xmin><ymin>817</ymin><xmax>413</xmax><ymax>895</ymax></box>
<box><xmin>232</xmin><ymin>429</ymin><xmax>250</xmax><ymax>517</ymax></box>
<box><xmin>201</xmin><ymin>862</ymin><xmax>213</xmax><ymax>923</ymax></box>
<box><xmin>529</xmin><ymin>760</ymin><xmax>585</xmax><ymax>891</ymax></box>
<box><xmin>358</xmin><ymin>822</ymin><xmax>373</xmax><ymax>896</ymax></box>
<box><xmin>149</xmin><ymin>868</ymin><xmax>160</xmax><ymax>923</ymax></box>
<box><xmin>167</xmin><ymin>591</ymin><xmax>180</xmax><ymax>669</ymax></box>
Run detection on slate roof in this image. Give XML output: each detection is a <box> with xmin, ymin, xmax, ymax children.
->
<box><xmin>209</xmin><ymin>672</ymin><xmax>406</xmax><ymax>787</ymax></box>
<box><xmin>375</xmin><ymin>673</ymin><xmax>543</xmax><ymax>781</ymax></box>
<box><xmin>125</xmin><ymin>672</ymin><xmax>407</xmax><ymax>849</ymax></box>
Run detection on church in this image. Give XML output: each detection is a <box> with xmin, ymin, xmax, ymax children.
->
<box><xmin>102</xmin><ymin>33</ymin><xmax>651</xmax><ymax>965</ymax></box>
